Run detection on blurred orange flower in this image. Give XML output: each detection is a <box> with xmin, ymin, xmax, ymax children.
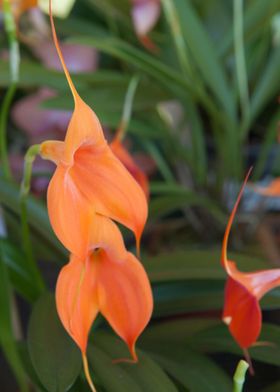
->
<box><xmin>255</xmin><ymin>178</ymin><xmax>280</xmax><ymax>197</ymax></box>
<box><xmin>221</xmin><ymin>169</ymin><xmax>280</xmax><ymax>358</ymax></box>
<box><xmin>0</xmin><ymin>0</ymin><xmax>37</xmax><ymax>20</ymax></box>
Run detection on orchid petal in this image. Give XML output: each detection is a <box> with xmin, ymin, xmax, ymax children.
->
<box><xmin>63</xmin><ymin>97</ymin><xmax>105</xmax><ymax>165</ymax></box>
<box><xmin>227</xmin><ymin>261</ymin><xmax>280</xmax><ymax>300</ymax></box>
<box><xmin>110</xmin><ymin>138</ymin><xmax>149</xmax><ymax>199</ymax></box>
<box><xmin>223</xmin><ymin>277</ymin><xmax>261</xmax><ymax>348</ymax></box>
<box><xmin>95</xmin><ymin>249</ymin><xmax>153</xmax><ymax>360</ymax></box>
<box><xmin>56</xmin><ymin>255</ymin><xmax>99</xmax><ymax>353</ymax></box>
<box><xmin>47</xmin><ymin>165</ymin><xmax>127</xmax><ymax>258</ymax></box>
<box><xmin>47</xmin><ymin>164</ymin><xmax>93</xmax><ymax>257</ymax></box>
<box><xmin>70</xmin><ymin>142</ymin><xmax>148</xmax><ymax>247</ymax></box>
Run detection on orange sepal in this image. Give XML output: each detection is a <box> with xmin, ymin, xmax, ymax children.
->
<box><xmin>56</xmin><ymin>254</ymin><xmax>99</xmax><ymax>354</ymax></box>
<box><xmin>110</xmin><ymin>138</ymin><xmax>149</xmax><ymax>199</ymax></box>
<box><xmin>95</xmin><ymin>249</ymin><xmax>153</xmax><ymax>360</ymax></box>
<box><xmin>70</xmin><ymin>142</ymin><xmax>148</xmax><ymax>249</ymax></box>
<box><xmin>223</xmin><ymin>277</ymin><xmax>261</xmax><ymax>349</ymax></box>
<box><xmin>47</xmin><ymin>164</ymin><xmax>94</xmax><ymax>258</ymax></box>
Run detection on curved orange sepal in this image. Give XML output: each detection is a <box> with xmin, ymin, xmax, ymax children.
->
<box><xmin>56</xmin><ymin>255</ymin><xmax>99</xmax><ymax>354</ymax></box>
<box><xmin>95</xmin><ymin>249</ymin><xmax>153</xmax><ymax>360</ymax></box>
<box><xmin>70</xmin><ymin>142</ymin><xmax>148</xmax><ymax>248</ymax></box>
<box><xmin>47</xmin><ymin>164</ymin><xmax>94</xmax><ymax>258</ymax></box>
<box><xmin>223</xmin><ymin>277</ymin><xmax>261</xmax><ymax>349</ymax></box>
<box><xmin>110</xmin><ymin>138</ymin><xmax>149</xmax><ymax>199</ymax></box>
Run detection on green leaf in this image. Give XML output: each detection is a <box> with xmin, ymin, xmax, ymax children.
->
<box><xmin>43</xmin><ymin>79</ymin><xmax>169</xmax><ymax>112</ymax></box>
<box><xmin>141</xmin><ymin>318</ymin><xmax>219</xmax><ymax>346</ymax></box>
<box><xmin>171</xmin><ymin>0</ymin><xmax>235</xmax><ymax>122</ymax></box>
<box><xmin>88</xmin><ymin>332</ymin><xmax>177</xmax><ymax>392</ymax></box>
<box><xmin>141</xmin><ymin>319</ymin><xmax>231</xmax><ymax>391</ymax></box>
<box><xmin>143</xmin><ymin>249</ymin><xmax>270</xmax><ymax>283</ymax></box>
<box><xmin>250</xmin><ymin>46</ymin><xmax>280</xmax><ymax>122</ymax></box>
<box><xmin>0</xmin><ymin>176</ymin><xmax>66</xmax><ymax>258</ymax></box>
<box><xmin>0</xmin><ymin>60</ymin><xmax>80</xmax><ymax>89</ymax></box>
<box><xmin>69</xmin><ymin>35</ymin><xmax>191</xmax><ymax>95</ymax></box>
<box><xmin>149</xmin><ymin>192</ymin><xmax>225</xmax><ymax>222</ymax></box>
<box><xmin>190</xmin><ymin>322</ymin><xmax>280</xmax><ymax>367</ymax></box>
<box><xmin>28</xmin><ymin>293</ymin><xmax>81</xmax><ymax>392</ymax></box>
<box><xmin>153</xmin><ymin>280</ymin><xmax>224</xmax><ymax>316</ymax></box>
<box><xmin>262</xmin><ymin>381</ymin><xmax>280</xmax><ymax>392</ymax></box>
<box><xmin>18</xmin><ymin>342</ymin><xmax>48</xmax><ymax>392</ymax></box>
<box><xmin>219</xmin><ymin>0</ymin><xmax>280</xmax><ymax>56</ymax></box>
<box><xmin>0</xmin><ymin>238</ymin><xmax>38</xmax><ymax>301</ymax></box>
<box><xmin>148</xmin><ymin>346</ymin><xmax>231</xmax><ymax>392</ymax></box>
<box><xmin>0</xmin><ymin>241</ymin><xmax>28</xmax><ymax>392</ymax></box>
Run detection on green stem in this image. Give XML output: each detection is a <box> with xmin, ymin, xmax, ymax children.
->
<box><xmin>116</xmin><ymin>75</ymin><xmax>140</xmax><ymax>140</ymax></box>
<box><xmin>0</xmin><ymin>0</ymin><xmax>20</xmax><ymax>180</ymax></box>
<box><xmin>0</xmin><ymin>83</ymin><xmax>16</xmax><ymax>180</ymax></box>
<box><xmin>233</xmin><ymin>360</ymin><xmax>249</xmax><ymax>392</ymax></box>
<box><xmin>161</xmin><ymin>0</ymin><xmax>193</xmax><ymax>77</ymax></box>
<box><xmin>234</xmin><ymin>0</ymin><xmax>250</xmax><ymax>131</ymax></box>
<box><xmin>20</xmin><ymin>145</ymin><xmax>45</xmax><ymax>292</ymax></box>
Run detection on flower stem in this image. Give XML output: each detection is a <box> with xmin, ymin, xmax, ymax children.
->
<box><xmin>233</xmin><ymin>360</ymin><xmax>249</xmax><ymax>392</ymax></box>
<box><xmin>82</xmin><ymin>354</ymin><xmax>97</xmax><ymax>392</ymax></box>
<box><xmin>116</xmin><ymin>75</ymin><xmax>140</xmax><ymax>141</ymax></box>
<box><xmin>20</xmin><ymin>145</ymin><xmax>45</xmax><ymax>292</ymax></box>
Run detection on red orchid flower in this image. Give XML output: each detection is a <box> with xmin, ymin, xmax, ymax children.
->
<box><xmin>222</xmin><ymin>168</ymin><xmax>280</xmax><ymax>359</ymax></box>
<box><xmin>40</xmin><ymin>2</ymin><xmax>148</xmax><ymax>258</ymax></box>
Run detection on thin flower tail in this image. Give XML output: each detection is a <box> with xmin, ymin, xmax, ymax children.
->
<box><xmin>49</xmin><ymin>0</ymin><xmax>78</xmax><ymax>100</ymax></box>
<box><xmin>82</xmin><ymin>354</ymin><xmax>97</xmax><ymax>392</ymax></box>
<box><xmin>221</xmin><ymin>167</ymin><xmax>253</xmax><ymax>270</ymax></box>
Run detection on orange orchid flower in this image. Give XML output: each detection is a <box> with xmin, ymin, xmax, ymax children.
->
<box><xmin>41</xmin><ymin>2</ymin><xmax>153</xmax><ymax>390</ymax></box>
<box><xmin>40</xmin><ymin>2</ymin><xmax>148</xmax><ymax>257</ymax></box>
<box><xmin>221</xmin><ymin>168</ymin><xmax>280</xmax><ymax>362</ymax></box>
<box><xmin>255</xmin><ymin>178</ymin><xmax>280</xmax><ymax>197</ymax></box>
<box><xmin>56</xmin><ymin>214</ymin><xmax>153</xmax><ymax>361</ymax></box>
<box><xmin>110</xmin><ymin>137</ymin><xmax>149</xmax><ymax>199</ymax></box>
